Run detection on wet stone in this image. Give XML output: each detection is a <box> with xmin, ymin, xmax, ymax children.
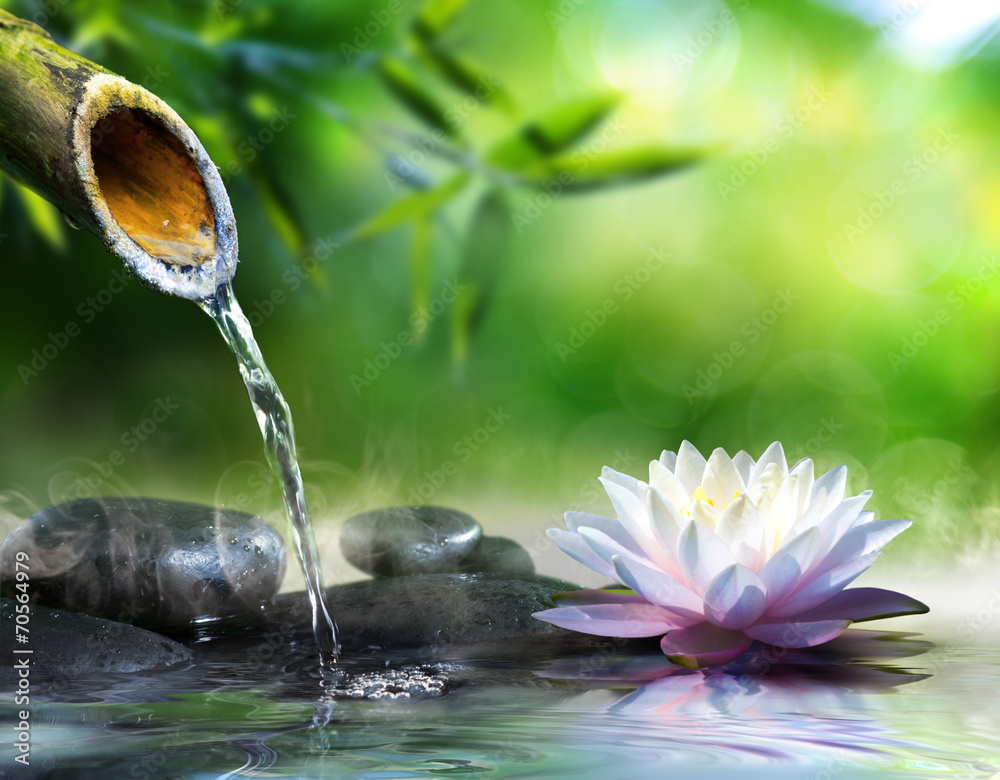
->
<box><xmin>457</xmin><ymin>536</ymin><xmax>536</xmax><ymax>576</ymax></box>
<box><xmin>340</xmin><ymin>506</ymin><xmax>482</xmax><ymax>577</ymax></box>
<box><xmin>0</xmin><ymin>497</ymin><xmax>286</xmax><ymax>631</ymax></box>
<box><xmin>0</xmin><ymin>598</ymin><xmax>192</xmax><ymax>676</ymax></box>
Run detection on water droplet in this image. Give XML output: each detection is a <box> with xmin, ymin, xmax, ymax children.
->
<box><xmin>254</xmin><ymin>545</ymin><xmax>263</xmax><ymax>556</ymax></box>
<box><xmin>61</xmin><ymin>211</ymin><xmax>84</xmax><ymax>230</ymax></box>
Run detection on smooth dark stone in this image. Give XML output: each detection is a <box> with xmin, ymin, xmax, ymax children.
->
<box><xmin>340</xmin><ymin>506</ymin><xmax>482</xmax><ymax>577</ymax></box>
<box><xmin>0</xmin><ymin>497</ymin><xmax>285</xmax><ymax>631</ymax></box>
<box><xmin>250</xmin><ymin>572</ymin><xmax>597</xmax><ymax>655</ymax></box>
<box><xmin>0</xmin><ymin>597</ymin><xmax>192</xmax><ymax>676</ymax></box>
<box><xmin>457</xmin><ymin>536</ymin><xmax>536</xmax><ymax>575</ymax></box>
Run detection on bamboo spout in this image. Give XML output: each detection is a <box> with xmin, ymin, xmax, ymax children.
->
<box><xmin>0</xmin><ymin>10</ymin><xmax>236</xmax><ymax>300</ymax></box>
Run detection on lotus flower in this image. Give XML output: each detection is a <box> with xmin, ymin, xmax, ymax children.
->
<box><xmin>534</xmin><ymin>442</ymin><xmax>928</xmax><ymax>668</ymax></box>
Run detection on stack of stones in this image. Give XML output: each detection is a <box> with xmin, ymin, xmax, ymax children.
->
<box><xmin>338</xmin><ymin>505</ymin><xmax>535</xmax><ymax>579</ymax></box>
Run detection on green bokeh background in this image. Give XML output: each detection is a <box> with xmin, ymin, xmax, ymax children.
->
<box><xmin>1</xmin><ymin>0</ymin><xmax>998</xmax><ymax>596</ymax></box>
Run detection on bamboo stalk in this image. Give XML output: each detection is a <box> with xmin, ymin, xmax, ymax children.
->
<box><xmin>0</xmin><ymin>10</ymin><xmax>237</xmax><ymax>300</ymax></box>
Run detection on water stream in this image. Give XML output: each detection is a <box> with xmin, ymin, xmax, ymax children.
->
<box><xmin>200</xmin><ymin>282</ymin><xmax>339</xmax><ymax>662</ymax></box>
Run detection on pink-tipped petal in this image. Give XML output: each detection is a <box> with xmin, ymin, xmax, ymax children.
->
<box><xmin>768</xmin><ymin>550</ymin><xmax>881</xmax><ymax>618</ymax></box>
<box><xmin>660</xmin><ymin>622</ymin><xmax>753</xmax><ymax>668</ymax></box>
<box><xmin>703</xmin><ymin>564</ymin><xmax>768</xmax><ymax>629</ymax></box>
<box><xmin>612</xmin><ymin>554</ymin><xmax>704</xmax><ymax>621</ymax></box>
<box><xmin>674</xmin><ymin>441</ymin><xmax>708</xmax><ymax>496</ymax></box>
<box><xmin>744</xmin><ymin>618</ymin><xmax>851</xmax><ymax>648</ymax></box>
<box><xmin>645</xmin><ymin>489</ymin><xmax>688</xmax><ymax>580</ymax></box>
<box><xmin>577</xmin><ymin>526</ymin><xmax>649</xmax><ymax>569</ymax></box>
<box><xmin>677</xmin><ymin>520</ymin><xmax>739</xmax><ymax>595</ymax></box>
<box><xmin>533</xmin><ymin>602</ymin><xmax>681</xmax><ymax>637</ymax></box>
<box><xmin>790</xmin><ymin>587</ymin><xmax>929</xmax><ymax>623</ymax></box>
<box><xmin>547</xmin><ymin>528</ymin><xmax>618</xmax><ymax>582</ymax></box>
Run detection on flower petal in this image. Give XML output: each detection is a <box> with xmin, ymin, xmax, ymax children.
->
<box><xmin>702</xmin><ymin>448</ymin><xmax>747</xmax><ymax>507</ymax></box>
<box><xmin>674</xmin><ymin>441</ymin><xmax>707</xmax><ymax>496</ymax></box>
<box><xmin>811</xmin><ymin>464</ymin><xmax>848</xmax><ymax>512</ymax></box>
<box><xmin>645</xmin><ymin>489</ymin><xmax>687</xmax><ymax>580</ymax></box>
<box><xmin>689</xmin><ymin>498</ymin><xmax>721</xmax><ymax>532</ymax></box>
<box><xmin>820</xmin><ymin>518</ymin><xmax>911</xmax><ymax>565</ymax></box>
<box><xmin>748</xmin><ymin>441</ymin><xmax>788</xmax><ymax>490</ymax></box>
<box><xmin>547</xmin><ymin>528</ymin><xmax>617</xmax><ymax>581</ymax></box>
<box><xmin>758</xmin><ymin>526</ymin><xmax>820</xmax><ymax>604</ymax></box>
<box><xmin>714</xmin><ymin>495</ymin><xmax>766</xmax><ymax>571</ymax></box>
<box><xmin>534</xmin><ymin>602</ymin><xmax>681</xmax><ymax>637</ymax></box>
<box><xmin>648</xmin><ymin>459</ymin><xmax>691</xmax><ymax>510</ymax></box>
<box><xmin>659</xmin><ymin>448</ymin><xmax>678</xmax><ymax>472</ymax></box>
<box><xmin>599</xmin><ymin>476</ymin><xmax>654</xmax><ymax>551</ymax></box>
<box><xmin>798</xmin><ymin>491</ymin><xmax>873</xmax><ymax>558</ymax></box>
<box><xmin>565</xmin><ymin>512</ymin><xmax>645</xmax><ymax>556</ymax></box>
<box><xmin>703</xmin><ymin>564</ymin><xmax>768</xmax><ymax>629</ymax></box>
<box><xmin>790</xmin><ymin>587</ymin><xmax>929</xmax><ymax>623</ymax></box>
<box><xmin>733</xmin><ymin>450</ymin><xmax>755</xmax><ymax>486</ymax></box>
<box><xmin>611</xmin><ymin>554</ymin><xmax>704</xmax><ymax>621</ymax></box>
<box><xmin>677</xmin><ymin>519</ymin><xmax>738</xmax><ymax>595</ymax></box>
<box><xmin>772</xmin><ymin>458</ymin><xmax>814</xmax><ymax>539</ymax></box>
<box><xmin>744</xmin><ymin>618</ymin><xmax>850</xmax><ymax>648</ymax></box>
<box><xmin>577</xmin><ymin>526</ymin><xmax>647</xmax><ymax>569</ymax></box>
<box><xmin>768</xmin><ymin>550</ymin><xmax>882</xmax><ymax>618</ymax></box>
<box><xmin>660</xmin><ymin>622</ymin><xmax>753</xmax><ymax>668</ymax></box>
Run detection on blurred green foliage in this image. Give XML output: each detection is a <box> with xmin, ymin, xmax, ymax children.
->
<box><xmin>1</xmin><ymin>0</ymin><xmax>1000</xmax><ymax>582</ymax></box>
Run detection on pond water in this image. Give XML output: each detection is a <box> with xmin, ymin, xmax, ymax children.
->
<box><xmin>3</xmin><ymin>629</ymin><xmax>998</xmax><ymax>779</ymax></box>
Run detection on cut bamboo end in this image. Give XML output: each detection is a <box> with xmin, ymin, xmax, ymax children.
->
<box><xmin>0</xmin><ymin>10</ymin><xmax>237</xmax><ymax>301</ymax></box>
<box><xmin>72</xmin><ymin>74</ymin><xmax>238</xmax><ymax>300</ymax></box>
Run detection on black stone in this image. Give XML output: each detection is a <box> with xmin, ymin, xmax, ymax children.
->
<box><xmin>458</xmin><ymin>535</ymin><xmax>536</xmax><ymax>575</ymax></box>
<box><xmin>340</xmin><ymin>505</ymin><xmax>481</xmax><ymax>577</ymax></box>
<box><xmin>252</xmin><ymin>572</ymin><xmax>596</xmax><ymax>655</ymax></box>
<box><xmin>1</xmin><ymin>598</ymin><xmax>192</xmax><ymax>677</ymax></box>
<box><xmin>0</xmin><ymin>497</ymin><xmax>286</xmax><ymax>631</ymax></box>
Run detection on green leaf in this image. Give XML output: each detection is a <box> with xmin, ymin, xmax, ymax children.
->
<box><xmin>412</xmin><ymin>0</ymin><xmax>468</xmax><ymax>42</ymax></box>
<box><xmin>16</xmin><ymin>182</ymin><xmax>66</xmax><ymax>251</ymax></box>
<box><xmin>452</xmin><ymin>189</ymin><xmax>509</xmax><ymax>361</ymax></box>
<box><xmin>520</xmin><ymin>145</ymin><xmax>708</xmax><ymax>191</ymax></box>
<box><xmin>376</xmin><ymin>56</ymin><xmax>457</xmax><ymax>137</ymax></box>
<box><xmin>415</xmin><ymin>47</ymin><xmax>514</xmax><ymax>116</ymax></box>
<box><xmin>487</xmin><ymin>92</ymin><xmax>621</xmax><ymax>171</ymax></box>
<box><xmin>354</xmin><ymin>171</ymin><xmax>469</xmax><ymax>239</ymax></box>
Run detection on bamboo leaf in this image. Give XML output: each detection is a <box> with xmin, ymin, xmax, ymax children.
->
<box><xmin>530</xmin><ymin>144</ymin><xmax>707</xmax><ymax>191</ymax></box>
<box><xmin>412</xmin><ymin>0</ymin><xmax>469</xmax><ymax>42</ymax></box>
<box><xmin>354</xmin><ymin>171</ymin><xmax>469</xmax><ymax>239</ymax></box>
<box><xmin>16</xmin><ymin>182</ymin><xmax>66</xmax><ymax>251</ymax></box>
<box><xmin>452</xmin><ymin>188</ymin><xmax>509</xmax><ymax>360</ymax></box>
<box><xmin>487</xmin><ymin>92</ymin><xmax>621</xmax><ymax>171</ymax></box>
<box><xmin>376</xmin><ymin>56</ymin><xmax>457</xmax><ymax>137</ymax></box>
<box><xmin>416</xmin><ymin>47</ymin><xmax>513</xmax><ymax>116</ymax></box>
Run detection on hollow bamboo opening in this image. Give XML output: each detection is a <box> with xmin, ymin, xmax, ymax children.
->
<box><xmin>90</xmin><ymin>107</ymin><xmax>216</xmax><ymax>269</ymax></box>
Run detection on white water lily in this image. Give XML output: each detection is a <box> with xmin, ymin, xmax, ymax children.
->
<box><xmin>534</xmin><ymin>442</ymin><xmax>928</xmax><ymax>668</ymax></box>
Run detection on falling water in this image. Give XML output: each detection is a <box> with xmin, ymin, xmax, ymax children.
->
<box><xmin>200</xmin><ymin>282</ymin><xmax>339</xmax><ymax>662</ymax></box>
